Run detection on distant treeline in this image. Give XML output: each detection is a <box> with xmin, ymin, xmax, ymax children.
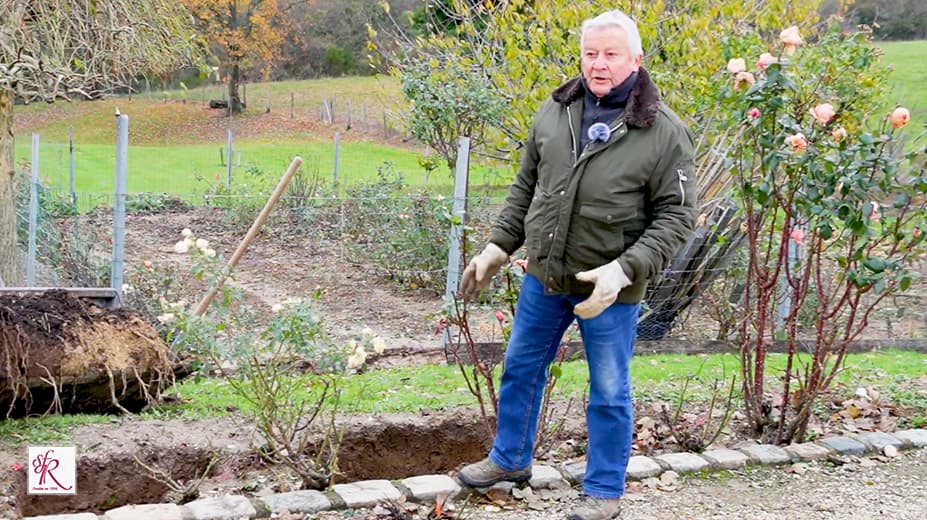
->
<box><xmin>824</xmin><ymin>0</ymin><xmax>926</xmax><ymax>40</ymax></box>
<box><xmin>147</xmin><ymin>0</ymin><xmax>925</xmax><ymax>93</ymax></box>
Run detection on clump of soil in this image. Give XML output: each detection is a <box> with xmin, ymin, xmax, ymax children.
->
<box><xmin>0</xmin><ymin>290</ymin><xmax>173</xmax><ymax>417</ymax></box>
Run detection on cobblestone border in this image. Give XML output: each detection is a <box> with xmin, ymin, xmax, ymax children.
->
<box><xmin>24</xmin><ymin>429</ymin><xmax>927</xmax><ymax>520</ymax></box>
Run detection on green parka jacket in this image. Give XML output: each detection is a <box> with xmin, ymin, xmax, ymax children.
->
<box><xmin>488</xmin><ymin>68</ymin><xmax>697</xmax><ymax>303</ymax></box>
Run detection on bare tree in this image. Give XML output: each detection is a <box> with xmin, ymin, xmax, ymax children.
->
<box><xmin>0</xmin><ymin>0</ymin><xmax>201</xmax><ymax>285</ymax></box>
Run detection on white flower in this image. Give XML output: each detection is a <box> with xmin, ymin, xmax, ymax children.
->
<box><xmin>346</xmin><ymin>344</ymin><xmax>368</xmax><ymax>370</ymax></box>
<box><xmin>203</xmin><ymin>248</ymin><xmax>217</xmax><ymax>258</ymax></box>
<box><xmin>361</xmin><ymin>327</ymin><xmax>373</xmax><ymax>336</ymax></box>
<box><xmin>173</xmin><ymin>240</ymin><xmax>190</xmax><ymax>254</ymax></box>
<box><xmin>181</xmin><ymin>228</ymin><xmax>194</xmax><ymax>237</ymax></box>
<box><xmin>168</xmin><ymin>300</ymin><xmax>187</xmax><ymax>310</ymax></box>
<box><xmin>195</xmin><ymin>238</ymin><xmax>210</xmax><ymax>250</ymax></box>
<box><xmin>157</xmin><ymin>313</ymin><xmax>176</xmax><ymax>324</ymax></box>
<box><xmin>371</xmin><ymin>336</ymin><xmax>386</xmax><ymax>355</ymax></box>
<box><xmin>121</xmin><ymin>283</ymin><xmax>132</xmax><ymax>294</ymax></box>
<box><xmin>271</xmin><ymin>303</ymin><xmax>284</xmax><ymax>312</ymax></box>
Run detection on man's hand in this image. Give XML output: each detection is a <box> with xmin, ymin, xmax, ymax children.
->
<box><xmin>459</xmin><ymin>243</ymin><xmax>509</xmax><ymax>300</ymax></box>
<box><xmin>573</xmin><ymin>260</ymin><xmax>632</xmax><ymax>319</ymax></box>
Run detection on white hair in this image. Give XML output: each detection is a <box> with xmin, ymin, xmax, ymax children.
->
<box><xmin>580</xmin><ymin>10</ymin><xmax>643</xmax><ymax>57</ymax></box>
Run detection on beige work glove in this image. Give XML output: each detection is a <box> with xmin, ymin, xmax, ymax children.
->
<box><xmin>573</xmin><ymin>260</ymin><xmax>632</xmax><ymax>319</ymax></box>
<box><xmin>459</xmin><ymin>243</ymin><xmax>509</xmax><ymax>300</ymax></box>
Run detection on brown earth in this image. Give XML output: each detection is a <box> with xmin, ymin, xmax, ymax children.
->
<box><xmin>0</xmin><ymin>291</ymin><xmax>173</xmax><ymax>418</ymax></box>
<box><xmin>116</xmin><ymin>207</ymin><xmax>445</xmax><ymax>357</ymax></box>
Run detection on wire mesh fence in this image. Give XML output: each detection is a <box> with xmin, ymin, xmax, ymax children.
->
<box><xmin>12</xmin><ymin>136</ymin><xmax>927</xmax><ymax>343</ymax></box>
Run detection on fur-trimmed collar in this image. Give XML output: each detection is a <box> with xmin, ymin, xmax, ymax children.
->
<box><xmin>551</xmin><ymin>67</ymin><xmax>661</xmax><ymax>128</ymax></box>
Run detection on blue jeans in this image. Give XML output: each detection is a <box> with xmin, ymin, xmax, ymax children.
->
<box><xmin>488</xmin><ymin>273</ymin><xmax>638</xmax><ymax>499</ymax></box>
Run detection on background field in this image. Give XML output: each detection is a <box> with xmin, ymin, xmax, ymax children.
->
<box><xmin>12</xmin><ymin>41</ymin><xmax>926</xmax><ymax>201</ymax></box>
<box><xmin>877</xmin><ymin>40</ymin><xmax>927</xmax><ymax>128</ymax></box>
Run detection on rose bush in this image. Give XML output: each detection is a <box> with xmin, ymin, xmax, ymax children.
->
<box><xmin>715</xmin><ymin>22</ymin><xmax>926</xmax><ymax>443</ymax></box>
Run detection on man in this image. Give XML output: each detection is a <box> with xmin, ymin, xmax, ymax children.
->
<box><xmin>456</xmin><ymin>9</ymin><xmax>696</xmax><ymax>520</ymax></box>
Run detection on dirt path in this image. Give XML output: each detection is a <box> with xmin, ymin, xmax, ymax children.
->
<box><xmin>122</xmin><ymin>210</ymin><xmax>443</xmax><ymax>356</ymax></box>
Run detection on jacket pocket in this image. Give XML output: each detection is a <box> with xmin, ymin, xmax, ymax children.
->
<box><xmin>569</xmin><ymin>200</ymin><xmax>643</xmax><ymax>266</ymax></box>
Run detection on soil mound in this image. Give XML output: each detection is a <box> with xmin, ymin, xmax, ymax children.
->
<box><xmin>0</xmin><ymin>290</ymin><xmax>173</xmax><ymax>417</ymax></box>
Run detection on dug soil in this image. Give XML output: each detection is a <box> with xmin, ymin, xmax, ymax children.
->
<box><xmin>0</xmin><ymin>290</ymin><xmax>173</xmax><ymax>418</ymax></box>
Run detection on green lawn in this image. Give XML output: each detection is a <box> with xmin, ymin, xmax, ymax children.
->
<box><xmin>876</xmin><ymin>40</ymin><xmax>927</xmax><ymax>129</ymax></box>
<box><xmin>167</xmin><ymin>349</ymin><xmax>927</xmax><ymax>417</ymax></box>
<box><xmin>3</xmin><ymin>349</ymin><xmax>925</xmax><ymax>445</ymax></box>
<box><xmin>14</xmin><ymin>137</ymin><xmax>455</xmax><ymax>196</ymax></box>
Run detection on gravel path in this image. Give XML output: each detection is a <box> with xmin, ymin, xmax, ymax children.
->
<box><xmin>312</xmin><ymin>448</ymin><xmax>927</xmax><ymax>519</ymax></box>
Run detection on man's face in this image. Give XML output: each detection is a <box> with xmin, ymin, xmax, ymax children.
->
<box><xmin>581</xmin><ymin>26</ymin><xmax>642</xmax><ymax>98</ymax></box>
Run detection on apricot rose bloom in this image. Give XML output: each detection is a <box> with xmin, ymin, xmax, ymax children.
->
<box><xmin>889</xmin><ymin>107</ymin><xmax>910</xmax><ymax>129</ymax></box>
<box><xmin>809</xmin><ymin>103</ymin><xmax>836</xmax><ymax>126</ymax></box>
<box><xmin>757</xmin><ymin>53</ymin><xmax>778</xmax><ymax>70</ymax></box>
<box><xmin>779</xmin><ymin>26</ymin><xmax>803</xmax><ymax>55</ymax></box>
<box><xmin>727</xmin><ymin>58</ymin><xmax>746</xmax><ymax>74</ymax></box>
<box><xmin>735</xmin><ymin>71</ymin><xmax>756</xmax><ymax>89</ymax></box>
<box><xmin>831</xmin><ymin>127</ymin><xmax>848</xmax><ymax>142</ymax></box>
<box><xmin>785</xmin><ymin>133</ymin><xmax>808</xmax><ymax>152</ymax></box>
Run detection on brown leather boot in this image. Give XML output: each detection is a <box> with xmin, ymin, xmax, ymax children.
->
<box><xmin>567</xmin><ymin>495</ymin><xmax>622</xmax><ymax>520</ymax></box>
<box><xmin>456</xmin><ymin>457</ymin><xmax>532</xmax><ymax>487</ymax></box>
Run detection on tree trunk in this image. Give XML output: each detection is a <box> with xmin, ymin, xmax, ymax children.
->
<box><xmin>0</xmin><ymin>89</ymin><xmax>18</xmax><ymax>286</ymax></box>
<box><xmin>228</xmin><ymin>62</ymin><xmax>243</xmax><ymax>114</ymax></box>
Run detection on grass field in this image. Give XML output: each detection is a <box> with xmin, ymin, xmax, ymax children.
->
<box><xmin>876</xmin><ymin>40</ymin><xmax>927</xmax><ymax>129</ymax></box>
<box><xmin>12</xmin><ymin>75</ymin><xmax>509</xmax><ymax>198</ymax></box>
<box><xmin>14</xmin><ymin>137</ymin><xmax>460</xmax><ymax>197</ymax></box>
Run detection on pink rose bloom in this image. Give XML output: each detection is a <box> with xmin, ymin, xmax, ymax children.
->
<box><xmin>747</xmin><ymin>107</ymin><xmax>761</xmax><ymax>118</ymax></box>
<box><xmin>889</xmin><ymin>107</ymin><xmax>910</xmax><ymax>129</ymax></box>
<box><xmin>831</xmin><ymin>127</ymin><xmax>848</xmax><ymax>142</ymax></box>
<box><xmin>785</xmin><ymin>133</ymin><xmax>808</xmax><ymax>152</ymax></box>
<box><xmin>727</xmin><ymin>58</ymin><xmax>746</xmax><ymax>74</ymax></box>
<box><xmin>789</xmin><ymin>228</ymin><xmax>805</xmax><ymax>245</ymax></box>
<box><xmin>809</xmin><ymin>103</ymin><xmax>836</xmax><ymax>126</ymax></box>
<box><xmin>756</xmin><ymin>53</ymin><xmax>778</xmax><ymax>70</ymax></box>
<box><xmin>735</xmin><ymin>71</ymin><xmax>756</xmax><ymax>89</ymax></box>
<box><xmin>434</xmin><ymin>317</ymin><xmax>447</xmax><ymax>335</ymax></box>
<box><xmin>495</xmin><ymin>309</ymin><xmax>505</xmax><ymax>323</ymax></box>
<box><xmin>870</xmin><ymin>201</ymin><xmax>881</xmax><ymax>222</ymax></box>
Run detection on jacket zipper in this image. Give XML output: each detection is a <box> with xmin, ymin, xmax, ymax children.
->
<box><xmin>677</xmin><ymin>169</ymin><xmax>688</xmax><ymax>206</ymax></box>
<box><xmin>567</xmin><ymin>105</ymin><xmax>577</xmax><ymax>164</ymax></box>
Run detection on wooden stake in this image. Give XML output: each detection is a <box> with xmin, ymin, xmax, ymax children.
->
<box><xmin>193</xmin><ymin>157</ymin><xmax>303</xmax><ymax>316</ymax></box>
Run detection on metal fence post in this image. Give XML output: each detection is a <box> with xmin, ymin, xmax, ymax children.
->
<box><xmin>226</xmin><ymin>128</ymin><xmax>233</xmax><ymax>189</ymax></box>
<box><xmin>776</xmin><ymin>232</ymin><xmax>801</xmax><ymax>334</ymax></box>
<box><xmin>68</xmin><ymin>126</ymin><xmax>76</xmax><ymax>211</ymax></box>
<box><xmin>443</xmin><ymin>137</ymin><xmax>471</xmax><ymax>349</ymax></box>
<box><xmin>333</xmin><ymin>132</ymin><xmax>340</xmax><ymax>184</ymax></box>
<box><xmin>26</xmin><ymin>134</ymin><xmax>40</xmax><ymax>286</ymax></box>
<box><xmin>111</xmin><ymin>115</ymin><xmax>129</xmax><ymax>298</ymax></box>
